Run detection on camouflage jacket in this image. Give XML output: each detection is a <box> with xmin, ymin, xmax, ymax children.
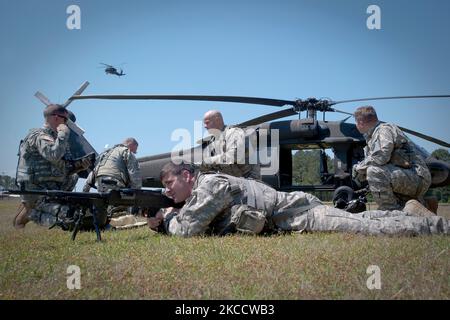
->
<box><xmin>355</xmin><ymin>122</ymin><xmax>431</xmax><ymax>179</ymax></box>
<box><xmin>16</xmin><ymin>125</ymin><xmax>70</xmax><ymax>187</ymax></box>
<box><xmin>202</xmin><ymin>125</ymin><xmax>261</xmax><ymax>179</ymax></box>
<box><xmin>94</xmin><ymin>144</ymin><xmax>142</xmax><ymax>188</ymax></box>
<box><xmin>162</xmin><ymin>172</ymin><xmax>321</xmax><ymax>237</ymax></box>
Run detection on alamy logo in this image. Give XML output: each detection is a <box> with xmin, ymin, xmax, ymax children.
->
<box><xmin>170</xmin><ymin>122</ymin><xmax>280</xmax><ymax>174</ymax></box>
<box><xmin>67</xmin><ymin>265</ymin><xmax>81</xmax><ymax>290</ymax></box>
<box><xmin>366</xmin><ymin>5</ymin><xmax>381</xmax><ymax>30</ymax></box>
<box><xmin>366</xmin><ymin>265</ymin><xmax>381</xmax><ymax>290</ymax></box>
<box><xmin>66</xmin><ymin>5</ymin><xmax>81</xmax><ymax>30</ymax></box>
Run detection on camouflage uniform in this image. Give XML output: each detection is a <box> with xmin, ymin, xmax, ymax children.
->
<box><xmin>87</xmin><ymin>144</ymin><xmax>142</xmax><ymax>217</ymax></box>
<box><xmin>160</xmin><ymin>173</ymin><xmax>448</xmax><ymax>237</ymax></box>
<box><xmin>202</xmin><ymin>126</ymin><xmax>261</xmax><ymax>179</ymax></box>
<box><xmin>16</xmin><ymin>125</ymin><xmax>72</xmax><ymax>225</ymax></box>
<box><xmin>91</xmin><ymin>144</ymin><xmax>142</xmax><ymax>192</ymax></box>
<box><xmin>353</xmin><ymin>122</ymin><xmax>431</xmax><ymax>210</ymax></box>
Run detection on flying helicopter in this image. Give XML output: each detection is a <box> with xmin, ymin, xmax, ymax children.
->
<box><xmin>99</xmin><ymin>63</ymin><xmax>126</xmax><ymax>77</ymax></box>
<box><xmin>67</xmin><ymin>90</ymin><xmax>450</xmax><ymax>208</ymax></box>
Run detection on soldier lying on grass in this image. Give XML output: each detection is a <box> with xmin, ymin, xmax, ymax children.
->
<box><xmin>148</xmin><ymin>162</ymin><xmax>448</xmax><ymax>237</ymax></box>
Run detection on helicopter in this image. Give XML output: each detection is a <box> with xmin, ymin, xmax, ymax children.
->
<box><xmin>99</xmin><ymin>63</ymin><xmax>126</xmax><ymax>77</ymax></box>
<box><xmin>66</xmin><ymin>90</ymin><xmax>450</xmax><ymax>207</ymax></box>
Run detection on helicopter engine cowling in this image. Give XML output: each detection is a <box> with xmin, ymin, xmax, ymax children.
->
<box><xmin>259</xmin><ymin>119</ymin><xmax>319</xmax><ymax>140</ymax></box>
<box><xmin>426</xmin><ymin>158</ymin><xmax>450</xmax><ymax>188</ymax></box>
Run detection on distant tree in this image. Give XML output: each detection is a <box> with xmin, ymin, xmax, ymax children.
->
<box><xmin>293</xmin><ymin>150</ymin><xmax>319</xmax><ymax>185</ymax></box>
<box><xmin>431</xmin><ymin>148</ymin><xmax>450</xmax><ymax>162</ymax></box>
<box><xmin>0</xmin><ymin>174</ymin><xmax>16</xmax><ymax>190</ymax></box>
<box><xmin>292</xmin><ymin>150</ymin><xmax>334</xmax><ymax>201</ymax></box>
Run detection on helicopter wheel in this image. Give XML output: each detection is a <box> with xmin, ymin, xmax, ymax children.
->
<box><xmin>332</xmin><ymin>186</ymin><xmax>355</xmax><ymax>209</ymax></box>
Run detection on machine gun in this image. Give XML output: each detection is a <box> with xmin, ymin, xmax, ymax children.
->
<box><xmin>6</xmin><ymin>188</ymin><xmax>179</xmax><ymax>241</ymax></box>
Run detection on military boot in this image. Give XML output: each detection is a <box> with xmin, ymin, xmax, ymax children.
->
<box><xmin>424</xmin><ymin>196</ymin><xmax>439</xmax><ymax>214</ymax></box>
<box><xmin>13</xmin><ymin>204</ymin><xmax>30</xmax><ymax>229</ymax></box>
<box><xmin>403</xmin><ymin>199</ymin><xmax>436</xmax><ymax>217</ymax></box>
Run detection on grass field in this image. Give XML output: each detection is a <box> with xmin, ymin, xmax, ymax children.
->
<box><xmin>0</xmin><ymin>198</ymin><xmax>449</xmax><ymax>300</ymax></box>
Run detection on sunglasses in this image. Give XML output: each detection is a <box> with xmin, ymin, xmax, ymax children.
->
<box><xmin>52</xmin><ymin>114</ymin><xmax>68</xmax><ymax>122</ymax></box>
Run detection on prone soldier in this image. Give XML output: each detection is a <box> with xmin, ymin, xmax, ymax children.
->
<box><xmin>148</xmin><ymin>162</ymin><xmax>447</xmax><ymax>237</ymax></box>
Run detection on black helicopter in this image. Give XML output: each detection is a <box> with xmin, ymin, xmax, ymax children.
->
<box><xmin>67</xmin><ymin>91</ymin><xmax>450</xmax><ymax>207</ymax></box>
<box><xmin>100</xmin><ymin>63</ymin><xmax>126</xmax><ymax>77</ymax></box>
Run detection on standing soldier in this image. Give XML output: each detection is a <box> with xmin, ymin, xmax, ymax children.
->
<box><xmin>352</xmin><ymin>106</ymin><xmax>432</xmax><ymax>214</ymax></box>
<box><xmin>14</xmin><ymin>104</ymin><xmax>91</xmax><ymax>228</ymax></box>
<box><xmin>202</xmin><ymin>110</ymin><xmax>261</xmax><ymax>179</ymax></box>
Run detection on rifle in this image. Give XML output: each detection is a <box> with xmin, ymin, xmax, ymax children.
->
<box><xmin>6</xmin><ymin>188</ymin><xmax>179</xmax><ymax>241</ymax></box>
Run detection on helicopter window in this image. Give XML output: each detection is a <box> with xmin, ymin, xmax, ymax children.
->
<box><xmin>292</xmin><ymin>148</ymin><xmax>334</xmax><ymax>186</ymax></box>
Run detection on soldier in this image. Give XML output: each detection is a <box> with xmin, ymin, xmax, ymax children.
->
<box><xmin>83</xmin><ymin>137</ymin><xmax>142</xmax><ymax>218</ymax></box>
<box><xmin>83</xmin><ymin>137</ymin><xmax>141</xmax><ymax>192</ymax></box>
<box><xmin>201</xmin><ymin>110</ymin><xmax>261</xmax><ymax>179</ymax></box>
<box><xmin>147</xmin><ymin>162</ymin><xmax>447</xmax><ymax>237</ymax></box>
<box><xmin>13</xmin><ymin>104</ymin><xmax>91</xmax><ymax>228</ymax></box>
<box><xmin>352</xmin><ymin>106</ymin><xmax>432</xmax><ymax>212</ymax></box>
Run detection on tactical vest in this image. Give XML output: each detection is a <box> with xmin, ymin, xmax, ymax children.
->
<box><xmin>94</xmin><ymin>144</ymin><xmax>131</xmax><ymax>186</ymax></box>
<box><xmin>202</xmin><ymin>126</ymin><xmax>261</xmax><ymax>179</ymax></box>
<box><xmin>16</xmin><ymin>128</ymin><xmax>67</xmax><ymax>186</ymax></box>
<box><xmin>197</xmin><ymin>172</ymin><xmax>277</xmax><ymax>215</ymax></box>
<box><xmin>377</xmin><ymin>123</ymin><xmax>430</xmax><ymax>180</ymax></box>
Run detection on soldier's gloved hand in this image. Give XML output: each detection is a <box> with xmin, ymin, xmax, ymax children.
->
<box><xmin>351</xmin><ymin>165</ymin><xmax>358</xmax><ymax>179</ymax></box>
<box><xmin>68</xmin><ymin>156</ymin><xmax>94</xmax><ymax>175</ymax></box>
<box><xmin>71</xmin><ymin>158</ymin><xmax>91</xmax><ymax>174</ymax></box>
<box><xmin>82</xmin><ymin>183</ymin><xmax>91</xmax><ymax>193</ymax></box>
<box><xmin>80</xmin><ymin>157</ymin><xmax>92</xmax><ymax>170</ymax></box>
<box><xmin>56</xmin><ymin>124</ymin><xmax>70</xmax><ymax>139</ymax></box>
<box><xmin>352</xmin><ymin>164</ymin><xmax>367</xmax><ymax>183</ymax></box>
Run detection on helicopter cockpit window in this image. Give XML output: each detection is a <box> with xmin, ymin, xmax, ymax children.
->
<box><xmin>292</xmin><ymin>148</ymin><xmax>335</xmax><ymax>186</ymax></box>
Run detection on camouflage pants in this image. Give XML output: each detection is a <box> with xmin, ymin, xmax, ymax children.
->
<box><xmin>273</xmin><ymin>205</ymin><xmax>448</xmax><ymax>236</ymax></box>
<box><xmin>20</xmin><ymin>181</ymin><xmax>63</xmax><ymax>207</ymax></box>
<box><xmin>29</xmin><ymin>201</ymin><xmax>71</xmax><ymax>227</ymax></box>
<box><xmin>366</xmin><ymin>164</ymin><xmax>430</xmax><ymax>210</ymax></box>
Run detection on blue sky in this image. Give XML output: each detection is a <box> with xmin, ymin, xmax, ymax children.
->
<box><xmin>1</xmin><ymin>0</ymin><xmax>449</xmax><ymax>181</ymax></box>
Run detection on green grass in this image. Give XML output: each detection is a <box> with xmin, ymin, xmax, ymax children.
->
<box><xmin>0</xmin><ymin>198</ymin><xmax>449</xmax><ymax>299</ymax></box>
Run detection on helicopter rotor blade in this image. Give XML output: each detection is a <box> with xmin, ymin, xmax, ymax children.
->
<box><xmin>390</xmin><ymin>124</ymin><xmax>450</xmax><ymax>148</ymax></box>
<box><xmin>331</xmin><ymin>95</ymin><xmax>450</xmax><ymax>105</ymax></box>
<box><xmin>330</xmin><ymin>108</ymin><xmax>354</xmax><ymax>116</ymax></box>
<box><xmin>236</xmin><ymin>108</ymin><xmax>298</xmax><ymax>127</ymax></box>
<box><xmin>34</xmin><ymin>91</ymin><xmax>51</xmax><ymax>106</ymax></box>
<box><xmin>70</xmin><ymin>94</ymin><xmax>296</xmax><ymax>107</ymax></box>
<box><xmin>332</xmin><ymin>107</ymin><xmax>449</xmax><ymax>146</ymax></box>
<box><xmin>62</xmin><ymin>81</ymin><xmax>90</xmax><ymax>108</ymax></box>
